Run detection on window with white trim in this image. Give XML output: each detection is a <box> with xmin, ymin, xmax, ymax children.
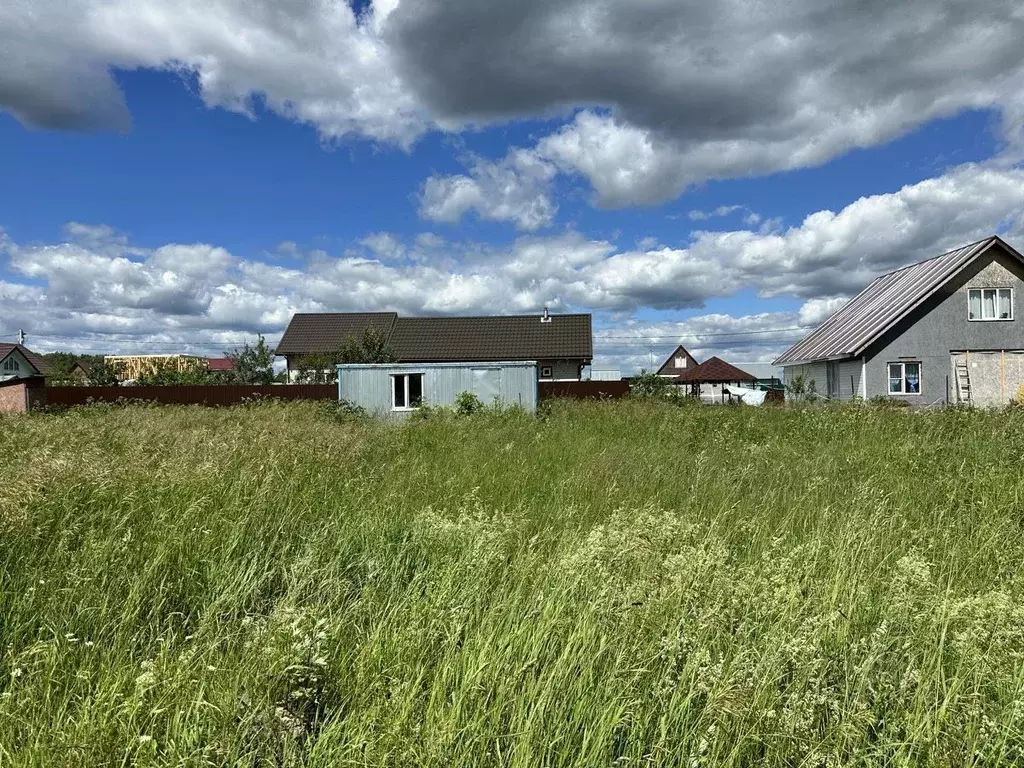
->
<box><xmin>391</xmin><ymin>373</ymin><xmax>424</xmax><ymax>410</ymax></box>
<box><xmin>2</xmin><ymin>357</ymin><xmax>19</xmax><ymax>372</ymax></box>
<box><xmin>887</xmin><ymin>362</ymin><xmax>921</xmax><ymax>395</ymax></box>
<box><xmin>675</xmin><ymin>356</ymin><xmax>686</xmax><ymax>368</ymax></box>
<box><xmin>968</xmin><ymin>288</ymin><xmax>1012</xmax><ymax>321</ymax></box>
<box><xmin>540</xmin><ymin>365</ymin><xmax>553</xmax><ymax>378</ymax></box>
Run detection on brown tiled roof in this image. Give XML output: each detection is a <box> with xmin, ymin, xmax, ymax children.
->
<box><xmin>275</xmin><ymin>312</ymin><xmax>398</xmax><ymax>357</ymax></box>
<box><xmin>275</xmin><ymin>311</ymin><xmax>592</xmax><ymax>363</ymax></box>
<box><xmin>207</xmin><ymin>358</ymin><xmax>236</xmax><ymax>372</ymax></box>
<box><xmin>656</xmin><ymin>345</ymin><xmax>700</xmax><ymax>376</ymax></box>
<box><xmin>678</xmin><ymin>356</ymin><xmax>756</xmax><ymax>384</ymax></box>
<box><xmin>0</xmin><ymin>344</ymin><xmax>50</xmax><ymax>375</ymax></box>
<box><xmin>390</xmin><ymin>314</ymin><xmax>592</xmax><ymax>362</ymax></box>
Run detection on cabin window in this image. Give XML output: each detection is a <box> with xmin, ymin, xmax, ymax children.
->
<box><xmin>887</xmin><ymin>362</ymin><xmax>921</xmax><ymax>395</ymax></box>
<box><xmin>675</xmin><ymin>356</ymin><xmax>686</xmax><ymax>368</ymax></box>
<box><xmin>968</xmin><ymin>288</ymin><xmax>1012</xmax><ymax>321</ymax></box>
<box><xmin>540</xmin><ymin>365</ymin><xmax>553</xmax><ymax>378</ymax></box>
<box><xmin>391</xmin><ymin>373</ymin><xmax>424</xmax><ymax>410</ymax></box>
<box><xmin>2</xmin><ymin>357</ymin><xmax>19</xmax><ymax>372</ymax></box>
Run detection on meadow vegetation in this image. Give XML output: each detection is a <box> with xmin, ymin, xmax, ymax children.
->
<box><xmin>2</xmin><ymin>399</ymin><xmax>1024</xmax><ymax>766</ymax></box>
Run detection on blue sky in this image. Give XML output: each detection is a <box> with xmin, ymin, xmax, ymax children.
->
<box><xmin>2</xmin><ymin>1</ymin><xmax>1023</xmax><ymax>372</ymax></box>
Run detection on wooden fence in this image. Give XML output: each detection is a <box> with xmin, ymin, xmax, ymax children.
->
<box><xmin>538</xmin><ymin>380</ymin><xmax>630</xmax><ymax>400</ymax></box>
<box><xmin>44</xmin><ymin>384</ymin><xmax>337</xmax><ymax>408</ymax></box>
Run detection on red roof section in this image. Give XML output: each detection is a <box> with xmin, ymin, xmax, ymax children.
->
<box><xmin>678</xmin><ymin>356</ymin><xmax>756</xmax><ymax>384</ymax></box>
<box><xmin>207</xmin><ymin>358</ymin><xmax>236</xmax><ymax>372</ymax></box>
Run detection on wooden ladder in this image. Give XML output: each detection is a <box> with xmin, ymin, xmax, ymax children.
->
<box><xmin>955</xmin><ymin>361</ymin><xmax>972</xmax><ymax>405</ymax></box>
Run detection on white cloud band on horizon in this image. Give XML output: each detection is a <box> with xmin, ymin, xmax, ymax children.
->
<box><xmin>3</xmin><ymin>162</ymin><xmax>1024</xmax><ymax>370</ymax></box>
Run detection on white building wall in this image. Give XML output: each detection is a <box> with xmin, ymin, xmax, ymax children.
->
<box><xmin>0</xmin><ymin>349</ymin><xmax>33</xmax><ymax>381</ymax></box>
<box><xmin>782</xmin><ymin>362</ymin><xmax>828</xmax><ymax>399</ymax></box>
<box><xmin>337</xmin><ymin>361</ymin><xmax>538</xmax><ymax>417</ymax></box>
<box><xmin>539</xmin><ymin>360</ymin><xmax>582</xmax><ymax>381</ymax></box>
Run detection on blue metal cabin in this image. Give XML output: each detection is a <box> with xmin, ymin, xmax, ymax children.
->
<box><xmin>336</xmin><ymin>361</ymin><xmax>539</xmax><ymax>417</ymax></box>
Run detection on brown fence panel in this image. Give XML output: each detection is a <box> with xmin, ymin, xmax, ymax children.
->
<box><xmin>538</xmin><ymin>380</ymin><xmax>630</xmax><ymax>400</ymax></box>
<box><xmin>45</xmin><ymin>384</ymin><xmax>337</xmax><ymax>408</ymax></box>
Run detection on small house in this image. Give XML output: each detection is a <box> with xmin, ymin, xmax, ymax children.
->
<box><xmin>656</xmin><ymin>345</ymin><xmax>699</xmax><ymax>379</ymax></box>
<box><xmin>336</xmin><ymin>361</ymin><xmax>538</xmax><ymax>417</ymax></box>
<box><xmin>775</xmin><ymin>236</ymin><xmax>1024</xmax><ymax>405</ymax></box>
<box><xmin>0</xmin><ymin>343</ymin><xmax>49</xmax><ymax>382</ymax></box>
<box><xmin>277</xmin><ymin>310</ymin><xmax>592</xmax><ymax>382</ymax></box>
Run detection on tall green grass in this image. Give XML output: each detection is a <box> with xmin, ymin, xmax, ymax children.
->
<box><xmin>2</xmin><ymin>400</ymin><xmax>1024</xmax><ymax>766</ymax></box>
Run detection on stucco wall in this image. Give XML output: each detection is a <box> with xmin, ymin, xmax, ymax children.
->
<box><xmin>539</xmin><ymin>360</ymin><xmax>582</xmax><ymax>380</ymax></box>
<box><xmin>863</xmin><ymin>249</ymin><xmax>1024</xmax><ymax>405</ymax></box>
<box><xmin>0</xmin><ymin>382</ymin><xmax>27</xmax><ymax>413</ymax></box>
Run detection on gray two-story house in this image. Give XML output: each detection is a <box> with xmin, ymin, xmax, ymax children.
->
<box><xmin>775</xmin><ymin>236</ymin><xmax>1024</xmax><ymax>406</ymax></box>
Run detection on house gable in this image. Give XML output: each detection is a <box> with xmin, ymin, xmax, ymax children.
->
<box><xmin>656</xmin><ymin>345</ymin><xmax>699</xmax><ymax>377</ymax></box>
<box><xmin>857</xmin><ymin>244</ymin><xmax>1024</xmax><ymax>404</ymax></box>
<box><xmin>775</xmin><ymin>236</ymin><xmax>1024</xmax><ymax>366</ymax></box>
<box><xmin>0</xmin><ymin>345</ymin><xmax>46</xmax><ymax>379</ymax></box>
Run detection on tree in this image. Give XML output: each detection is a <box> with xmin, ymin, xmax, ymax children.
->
<box><xmin>786</xmin><ymin>374</ymin><xmax>817</xmax><ymax>402</ymax></box>
<box><xmin>43</xmin><ymin>352</ymin><xmax>117</xmax><ymax>386</ymax></box>
<box><xmin>629</xmin><ymin>369</ymin><xmax>672</xmax><ymax>397</ymax></box>
<box><xmin>228</xmin><ymin>335</ymin><xmax>276</xmax><ymax>385</ymax></box>
<box><xmin>294</xmin><ymin>329</ymin><xmax>396</xmax><ymax>384</ymax></box>
<box><xmin>83</xmin><ymin>359</ymin><xmax>121</xmax><ymax>386</ymax></box>
<box><xmin>135</xmin><ymin>357</ymin><xmax>212</xmax><ymax>386</ymax></box>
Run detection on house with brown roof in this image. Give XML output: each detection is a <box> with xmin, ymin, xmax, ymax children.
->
<box><xmin>0</xmin><ymin>344</ymin><xmax>49</xmax><ymax>413</ymax></box>
<box><xmin>0</xmin><ymin>343</ymin><xmax>50</xmax><ymax>382</ymax></box>
<box><xmin>656</xmin><ymin>344</ymin><xmax>699</xmax><ymax>378</ymax></box>
<box><xmin>206</xmin><ymin>358</ymin><xmax>236</xmax><ymax>373</ymax></box>
<box><xmin>276</xmin><ymin>309</ymin><xmax>592</xmax><ymax>382</ymax></box>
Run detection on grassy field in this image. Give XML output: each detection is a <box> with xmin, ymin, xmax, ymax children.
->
<box><xmin>2</xmin><ymin>400</ymin><xmax>1024</xmax><ymax>766</ymax></box>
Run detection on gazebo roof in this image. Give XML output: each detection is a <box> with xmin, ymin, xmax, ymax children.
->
<box><xmin>678</xmin><ymin>356</ymin><xmax>756</xmax><ymax>384</ymax></box>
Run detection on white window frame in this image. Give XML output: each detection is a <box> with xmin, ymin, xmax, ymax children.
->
<box><xmin>887</xmin><ymin>361</ymin><xmax>922</xmax><ymax>395</ymax></box>
<box><xmin>539</xmin><ymin>365</ymin><xmax>553</xmax><ymax>379</ymax></box>
<box><xmin>2</xmin><ymin>357</ymin><xmax>19</xmax><ymax>372</ymax></box>
<box><xmin>675</xmin><ymin>356</ymin><xmax>687</xmax><ymax>369</ymax></box>
<box><xmin>968</xmin><ymin>288</ymin><xmax>1013</xmax><ymax>321</ymax></box>
<box><xmin>391</xmin><ymin>372</ymin><xmax>424</xmax><ymax>411</ymax></box>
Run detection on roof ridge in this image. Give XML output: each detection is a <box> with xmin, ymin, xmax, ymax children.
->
<box><xmin>774</xmin><ymin>236</ymin><xmax>1010</xmax><ymax>365</ymax></box>
<box><xmin>872</xmin><ymin>235</ymin><xmax>997</xmax><ymax>280</ymax></box>
<box><xmin>396</xmin><ymin>312</ymin><xmax>591</xmax><ymax>320</ymax></box>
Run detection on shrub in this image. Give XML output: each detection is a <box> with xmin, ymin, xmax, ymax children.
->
<box><xmin>454</xmin><ymin>391</ymin><xmax>485</xmax><ymax>415</ymax></box>
<box><xmin>629</xmin><ymin>369</ymin><xmax>671</xmax><ymax>397</ymax></box>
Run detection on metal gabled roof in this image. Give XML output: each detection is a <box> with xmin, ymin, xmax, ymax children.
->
<box><xmin>774</xmin><ymin>236</ymin><xmax>1023</xmax><ymax>366</ymax></box>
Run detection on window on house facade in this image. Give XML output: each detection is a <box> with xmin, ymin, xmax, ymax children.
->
<box><xmin>968</xmin><ymin>288</ymin><xmax>1012</xmax><ymax>321</ymax></box>
<box><xmin>675</xmin><ymin>356</ymin><xmax>686</xmax><ymax>368</ymax></box>
<box><xmin>391</xmin><ymin>373</ymin><xmax>424</xmax><ymax>410</ymax></box>
<box><xmin>887</xmin><ymin>362</ymin><xmax>921</xmax><ymax>395</ymax></box>
<box><xmin>2</xmin><ymin>357</ymin><xmax>19</xmax><ymax>372</ymax></box>
<box><xmin>540</xmin><ymin>365</ymin><xmax>553</xmax><ymax>378</ymax></box>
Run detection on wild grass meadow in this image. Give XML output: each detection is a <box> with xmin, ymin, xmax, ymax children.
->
<box><xmin>2</xmin><ymin>399</ymin><xmax>1024</xmax><ymax>766</ymax></box>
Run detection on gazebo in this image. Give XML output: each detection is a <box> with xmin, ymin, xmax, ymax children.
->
<box><xmin>678</xmin><ymin>357</ymin><xmax>756</xmax><ymax>403</ymax></box>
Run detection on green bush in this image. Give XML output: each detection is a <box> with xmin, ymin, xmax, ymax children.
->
<box><xmin>454</xmin><ymin>391</ymin><xmax>485</xmax><ymax>415</ymax></box>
